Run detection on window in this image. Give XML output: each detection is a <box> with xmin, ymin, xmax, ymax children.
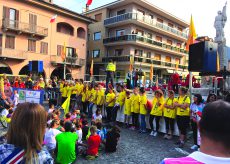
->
<box><xmin>168</xmin><ymin>23</ymin><xmax>173</xmax><ymax>28</ymax></box>
<box><xmin>77</xmin><ymin>27</ymin><xmax>86</xmax><ymax>39</ymax></box>
<box><xmin>116</xmin><ymin>29</ymin><xmax>125</xmax><ymax>37</ymax></box>
<box><xmin>178</xmin><ymin>27</ymin><xmax>183</xmax><ymax>32</ymax></box>
<box><xmin>157</xmin><ymin>18</ymin><xmax>163</xmax><ymax>23</ymax></box>
<box><xmin>156</xmin><ymin>36</ymin><xmax>162</xmax><ymax>42</ymax></box>
<box><xmin>92</xmin><ymin>50</ymin><xmax>100</xmax><ymax>58</ymax></box>
<box><xmin>57</xmin><ymin>22</ymin><xmax>74</xmax><ymax>35</ymax></box>
<box><xmin>66</xmin><ymin>47</ymin><xmax>76</xmax><ymax>57</ymax></box>
<box><xmin>167</xmin><ymin>39</ymin><xmax>172</xmax><ymax>45</ymax></box>
<box><xmin>175</xmin><ymin>58</ymin><xmax>180</xmax><ymax>64</ymax></box>
<box><xmin>115</xmin><ymin>49</ymin><xmax>123</xmax><ymax>56</ymax></box>
<box><xmin>93</xmin><ymin>32</ymin><xmax>101</xmax><ymax>40</ymax></box>
<box><xmin>29</xmin><ymin>14</ymin><xmax>37</xmax><ymax>32</ymax></box>
<box><xmin>5</xmin><ymin>35</ymin><xmax>15</xmax><ymax>49</ymax></box>
<box><xmin>9</xmin><ymin>8</ymin><xmax>16</xmax><ymax>20</ymax></box>
<box><xmin>137</xmin><ymin>9</ymin><xmax>145</xmax><ymax>15</ymax></box>
<box><xmin>117</xmin><ymin>9</ymin><xmax>126</xmax><ymax>15</ymax></box>
<box><xmin>134</xmin><ymin>49</ymin><xmax>143</xmax><ymax>56</ymax></box>
<box><xmin>154</xmin><ymin>54</ymin><xmax>161</xmax><ymax>60</ymax></box>
<box><xmin>0</xmin><ymin>35</ymin><xmax>2</xmax><ymax>47</ymax></box>
<box><xmin>95</xmin><ymin>13</ymin><xmax>102</xmax><ymax>21</ymax></box>
<box><xmin>147</xmin><ymin>52</ymin><xmax>151</xmax><ymax>58</ymax></box>
<box><xmin>40</xmin><ymin>42</ymin><xmax>48</xmax><ymax>54</ymax></box>
<box><xmin>165</xmin><ymin>56</ymin><xmax>171</xmax><ymax>62</ymax></box>
<box><xmin>57</xmin><ymin>45</ymin><xmax>63</xmax><ymax>56</ymax></box>
<box><xmin>147</xmin><ymin>33</ymin><xmax>152</xmax><ymax>38</ymax></box>
<box><xmin>28</xmin><ymin>39</ymin><xmax>36</xmax><ymax>52</ymax></box>
<box><xmin>136</xmin><ymin>29</ymin><xmax>144</xmax><ymax>36</ymax></box>
<box><xmin>177</xmin><ymin>43</ymin><xmax>181</xmax><ymax>48</ymax></box>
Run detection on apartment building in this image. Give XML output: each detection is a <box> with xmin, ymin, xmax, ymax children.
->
<box><xmin>0</xmin><ymin>0</ymin><xmax>93</xmax><ymax>80</ymax></box>
<box><xmin>86</xmin><ymin>0</ymin><xmax>189</xmax><ymax>81</ymax></box>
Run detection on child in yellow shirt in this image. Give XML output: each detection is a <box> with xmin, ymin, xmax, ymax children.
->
<box><xmin>96</xmin><ymin>84</ymin><xmax>105</xmax><ymax>110</ymax></box>
<box><xmin>139</xmin><ymin>87</ymin><xmax>147</xmax><ymax>133</ymax></box>
<box><xmin>163</xmin><ymin>90</ymin><xmax>176</xmax><ymax>140</ymax></box>
<box><xmin>105</xmin><ymin>87</ymin><xmax>116</xmax><ymax>122</ymax></box>
<box><xmin>149</xmin><ymin>89</ymin><xmax>164</xmax><ymax>137</ymax></box>
<box><xmin>130</xmin><ymin>87</ymin><xmax>140</xmax><ymax>130</ymax></box>
<box><xmin>124</xmin><ymin>91</ymin><xmax>131</xmax><ymax>128</ymax></box>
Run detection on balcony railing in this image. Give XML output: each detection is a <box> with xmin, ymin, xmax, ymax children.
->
<box><xmin>104</xmin><ymin>12</ymin><xmax>188</xmax><ymax>39</ymax></box>
<box><xmin>0</xmin><ymin>47</ymin><xmax>27</xmax><ymax>60</ymax></box>
<box><xmin>2</xmin><ymin>19</ymin><xmax>48</xmax><ymax>37</ymax></box>
<box><xmin>103</xmin><ymin>34</ymin><xmax>188</xmax><ymax>54</ymax></box>
<box><xmin>50</xmin><ymin>55</ymin><xmax>85</xmax><ymax>67</ymax></box>
<box><xmin>102</xmin><ymin>55</ymin><xmax>188</xmax><ymax>70</ymax></box>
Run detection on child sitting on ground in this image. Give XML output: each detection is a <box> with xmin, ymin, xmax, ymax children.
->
<box><xmin>76</xmin><ymin>122</ymin><xmax>83</xmax><ymax>144</ymax></box>
<box><xmin>86</xmin><ymin>126</ymin><xmax>101</xmax><ymax>160</ymax></box>
<box><xmin>105</xmin><ymin>126</ymin><xmax>121</xmax><ymax>153</ymax></box>
<box><xmin>82</xmin><ymin>120</ymin><xmax>90</xmax><ymax>142</ymax></box>
<box><xmin>96</xmin><ymin>121</ymin><xmax>107</xmax><ymax>143</ymax></box>
<box><xmin>93</xmin><ymin>108</ymin><xmax>103</xmax><ymax>122</ymax></box>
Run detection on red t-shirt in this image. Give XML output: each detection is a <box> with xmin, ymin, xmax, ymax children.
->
<box><xmin>87</xmin><ymin>134</ymin><xmax>101</xmax><ymax>156</ymax></box>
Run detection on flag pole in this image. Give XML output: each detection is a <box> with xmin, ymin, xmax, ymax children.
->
<box><xmin>49</xmin><ymin>22</ymin><xmax>52</xmax><ymax>80</ymax></box>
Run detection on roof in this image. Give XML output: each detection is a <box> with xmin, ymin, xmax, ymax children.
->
<box><xmin>24</xmin><ymin>0</ymin><xmax>95</xmax><ymax>24</ymax></box>
<box><xmin>84</xmin><ymin>0</ymin><xmax>189</xmax><ymax>27</ymax></box>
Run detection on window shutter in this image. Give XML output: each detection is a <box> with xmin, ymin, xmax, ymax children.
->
<box><xmin>57</xmin><ymin>45</ymin><xmax>61</xmax><ymax>56</ymax></box>
<box><xmin>3</xmin><ymin>6</ymin><xmax>10</xmax><ymax>19</ymax></box>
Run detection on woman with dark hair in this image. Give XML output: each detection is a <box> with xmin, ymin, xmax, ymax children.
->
<box><xmin>206</xmin><ymin>93</ymin><xmax>217</xmax><ymax>104</ymax></box>
<box><xmin>0</xmin><ymin>103</ymin><xmax>53</xmax><ymax>163</ymax></box>
<box><xmin>190</xmin><ymin>94</ymin><xmax>205</xmax><ymax>150</ymax></box>
<box><xmin>174</xmin><ymin>87</ymin><xmax>190</xmax><ymax>148</ymax></box>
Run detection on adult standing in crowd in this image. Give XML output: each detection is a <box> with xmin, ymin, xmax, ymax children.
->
<box><xmin>174</xmin><ymin>87</ymin><xmax>190</xmax><ymax>148</ymax></box>
<box><xmin>106</xmin><ymin>59</ymin><xmax>116</xmax><ymax>89</ymax></box>
<box><xmin>161</xmin><ymin>100</ymin><xmax>230</xmax><ymax>164</ymax></box>
<box><xmin>0</xmin><ymin>103</ymin><xmax>53</xmax><ymax>163</ymax></box>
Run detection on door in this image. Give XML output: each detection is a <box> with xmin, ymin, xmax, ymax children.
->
<box><xmin>29</xmin><ymin>14</ymin><xmax>37</xmax><ymax>33</ymax></box>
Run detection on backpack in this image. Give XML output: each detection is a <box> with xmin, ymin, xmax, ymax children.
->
<box><xmin>146</xmin><ymin>100</ymin><xmax>153</xmax><ymax>111</ymax></box>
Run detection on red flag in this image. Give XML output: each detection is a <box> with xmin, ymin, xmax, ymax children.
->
<box><xmin>86</xmin><ymin>0</ymin><xmax>93</xmax><ymax>6</ymax></box>
<box><xmin>50</xmin><ymin>15</ymin><xmax>57</xmax><ymax>23</ymax></box>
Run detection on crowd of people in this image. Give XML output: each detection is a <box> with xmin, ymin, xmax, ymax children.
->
<box><xmin>1</xmin><ymin>75</ymin><xmax>230</xmax><ymax>163</ymax></box>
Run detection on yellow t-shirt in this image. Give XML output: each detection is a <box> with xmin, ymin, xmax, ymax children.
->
<box><xmin>116</xmin><ymin>91</ymin><xmax>126</xmax><ymax>106</ymax></box>
<box><xmin>62</xmin><ymin>87</ymin><xmax>67</xmax><ymax>97</ymax></box>
<box><xmin>60</xmin><ymin>83</ymin><xmax>64</xmax><ymax>91</ymax></box>
<box><xmin>90</xmin><ymin>89</ymin><xmax>97</xmax><ymax>103</ymax></box>
<box><xmin>74</xmin><ymin>83</ymin><xmax>80</xmax><ymax>95</ymax></box>
<box><xmin>150</xmin><ymin>97</ymin><xmax>165</xmax><ymax>116</ymax></box>
<box><xmin>124</xmin><ymin>97</ymin><xmax>132</xmax><ymax>115</ymax></box>
<box><xmin>140</xmin><ymin>94</ymin><xmax>147</xmax><ymax>115</ymax></box>
<box><xmin>78</xmin><ymin>84</ymin><xmax>84</xmax><ymax>95</ymax></box>
<box><xmin>131</xmin><ymin>94</ymin><xmax>140</xmax><ymax>113</ymax></box>
<box><xmin>86</xmin><ymin>89</ymin><xmax>92</xmax><ymax>102</ymax></box>
<box><xmin>82</xmin><ymin>91</ymin><xmax>87</xmax><ymax>102</ymax></box>
<box><xmin>66</xmin><ymin>86</ymin><xmax>73</xmax><ymax>97</ymax></box>
<box><xmin>97</xmin><ymin>89</ymin><xmax>105</xmax><ymax>106</ymax></box>
<box><xmin>176</xmin><ymin>96</ymin><xmax>191</xmax><ymax>116</ymax></box>
<box><xmin>163</xmin><ymin>98</ymin><xmax>177</xmax><ymax>119</ymax></box>
<box><xmin>72</xmin><ymin>85</ymin><xmax>77</xmax><ymax>94</ymax></box>
<box><xmin>106</xmin><ymin>92</ymin><xmax>115</xmax><ymax>107</ymax></box>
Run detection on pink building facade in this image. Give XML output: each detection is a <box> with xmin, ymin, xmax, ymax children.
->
<box><xmin>0</xmin><ymin>0</ymin><xmax>93</xmax><ymax>80</ymax></box>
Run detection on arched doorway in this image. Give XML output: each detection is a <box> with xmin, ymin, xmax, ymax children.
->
<box><xmin>51</xmin><ymin>67</ymin><xmax>72</xmax><ymax>80</ymax></box>
<box><xmin>19</xmin><ymin>64</ymin><xmax>46</xmax><ymax>78</ymax></box>
<box><xmin>0</xmin><ymin>62</ymin><xmax>13</xmax><ymax>74</ymax></box>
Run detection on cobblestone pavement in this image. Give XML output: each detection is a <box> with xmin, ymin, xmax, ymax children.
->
<box><xmin>75</xmin><ymin>127</ymin><xmax>193</xmax><ymax>164</ymax></box>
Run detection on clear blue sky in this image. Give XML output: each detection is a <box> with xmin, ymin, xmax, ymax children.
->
<box><xmin>54</xmin><ymin>0</ymin><xmax>230</xmax><ymax>46</ymax></box>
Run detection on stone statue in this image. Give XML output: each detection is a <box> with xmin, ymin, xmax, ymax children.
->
<box><xmin>214</xmin><ymin>2</ymin><xmax>227</xmax><ymax>42</ymax></box>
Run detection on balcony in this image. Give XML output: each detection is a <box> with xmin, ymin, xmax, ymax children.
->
<box><xmin>50</xmin><ymin>55</ymin><xmax>85</xmax><ymax>67</ymax></box>
<box><xmin>2</xmin><ymin>19</ymin><xmax>48</xmax><ymax>38</ymax></box>
<box><xmin>0</xmin><ymin>47</ymin><xmax>27</xmax><ymax>60</ymax></box>
<box><xmin>103</xmin><ymin>34</ymin><xmax>188</xmax><ymax>56</ymax></box>
<box><xmin>102</xmin><ymin>55</ymin><xmax>188</xmax><ymax>70</ymax></box>
<box><xmin>104</xmin><ymin>13</ymin><xmax>188</xmax><ymax>41</ymax></box>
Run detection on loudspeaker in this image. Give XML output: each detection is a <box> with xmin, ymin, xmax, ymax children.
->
<box><xmin>29</xmin><ymin>61</ymin><xmax>44</xmax><ymax>72</ymax></box>
<box><xmin>189</xmin><ymin>41</ymin><xmax>218</xmax><ymax>72</ymax></box>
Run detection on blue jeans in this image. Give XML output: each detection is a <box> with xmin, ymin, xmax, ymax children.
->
<box><xmin>140</xmin><ymin>114</ymin><xmax>146</xmax><ymax>131</ymax></box>
<box><xmin>88</xmin><ymin>103</ymin><xmax>94</xmax><ymax>118</ymax></box>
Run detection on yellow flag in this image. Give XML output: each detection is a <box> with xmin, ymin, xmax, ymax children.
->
<box><xmin>0</xmin><ymin>77</ymin><xmax>4</xmax><ymax>96</ymax></box>
<box><xmin>217</xmin><ymin>51</ymin><xmax>220</xmax><ymax>72</ymax></box>
<box><xmin>62</xmin><ymin>96</ymin><xmax>71</xmax><ymax>114</ymax></box>
<box><xmin>90</xmin><ymin>59</ymin><xmax>94</xmax><ymax>76</ymax></box>
<box><xmin>186</xmin><ymin>15</ymin><xmax>197</xmax><ymax>51</ymax></box>
<box><xmin>150</xmin><ymin>64</ymin><xmax>153</xmax><ymax>81</ymax></box>
<box><xmin>61</xmin><ymin>42</ymin><xmax>66</xmax><ymax>61</ymax></box>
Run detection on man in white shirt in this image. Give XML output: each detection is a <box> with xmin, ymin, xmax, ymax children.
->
<box><xmin>161</xmin><ymin>100</ymin><xmax>230</xmax><ymax>164</ymax></box>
